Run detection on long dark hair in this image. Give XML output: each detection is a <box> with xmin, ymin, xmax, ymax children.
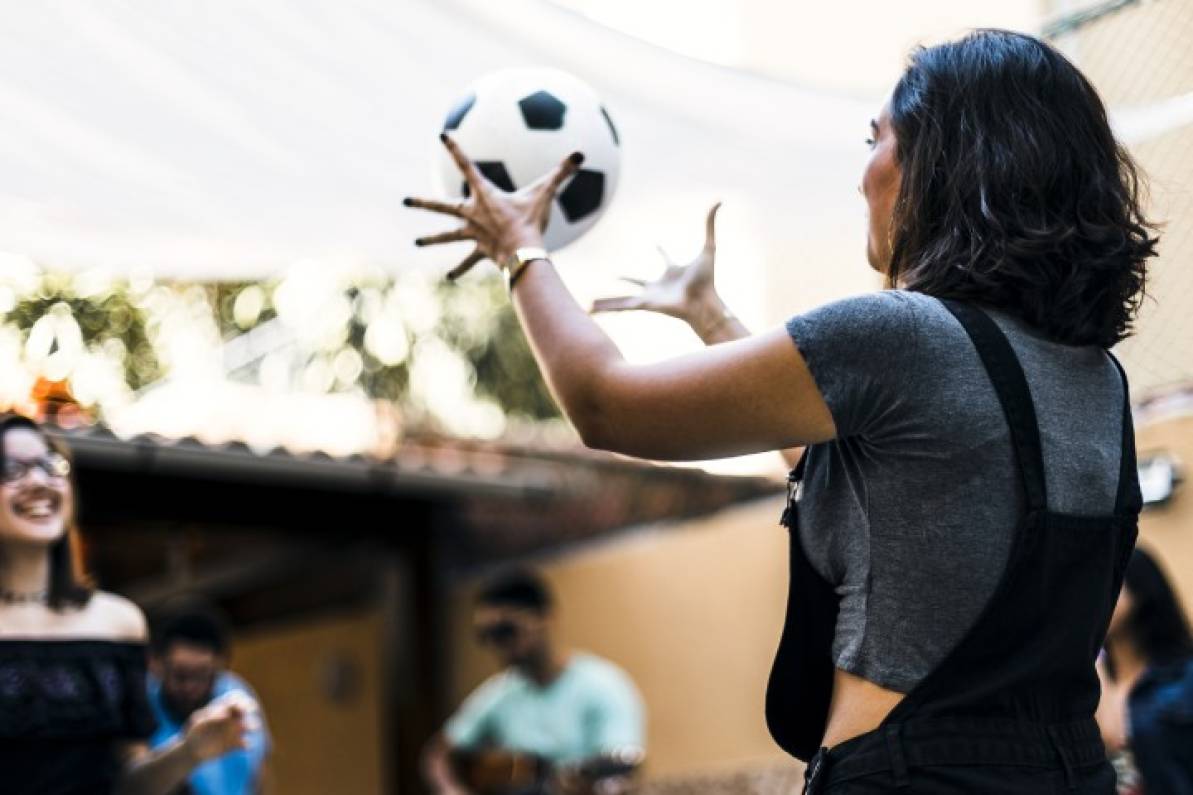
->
<box><xmin>1122</xmin><ymin>547</ymin><xmax>1193</xmax><ymax>667</ymax></box>
<box><xmin>886</xmin><ymin>29</ymin><xmax>1158</xmax><ymax>347</ymax></box>
<box><xmin>0</xmin><ymin>414</ymin><xmax>92</xmax><ymax>609</ymax></box>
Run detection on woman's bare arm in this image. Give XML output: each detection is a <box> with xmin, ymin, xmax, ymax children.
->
<box><xmin>406</xmin><ymin>136</ymin><xmax>835</xmax><ymax>461</ymax></box>
<box><xmin>514</xmin><ymin>258</ymin><xmax>833</xmax><ymax>459</ymax></box>
<box><xmin>590</xmin><ymin>204</ymin><xmax>806</xmax><ymax>469</ymax></box>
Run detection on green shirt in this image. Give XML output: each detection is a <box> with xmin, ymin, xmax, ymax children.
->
<box><xmin>444</xmin><ymin>653</ymin><xmax>645</xmax><ymax>764</ymax></box>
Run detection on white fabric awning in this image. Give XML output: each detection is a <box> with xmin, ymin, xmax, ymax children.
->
<box><xmin>0</xmin><ymin>0</ymin><xmax>877</xmax><ymax>308</ymax></box>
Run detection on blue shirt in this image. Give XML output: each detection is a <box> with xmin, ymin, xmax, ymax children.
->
<box><xmin>445</xmin><ymin>653</ymin><xmax>644</xmax><ymax>764</ymax></box>
<box><xmin>147</xmin><ymin>672</ymin><xmax>270</xmax><ymax>795</ymax></box>
<box><xmin>1129</xmin><ymin>658</ymin><xmax>1193</xmax><ymax>794</ymax></box>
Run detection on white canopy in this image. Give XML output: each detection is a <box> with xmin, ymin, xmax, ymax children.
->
<box><xmin>0</xmin><ymin>0</ymin><xmax>884</xmax><ymax>319</ymax></box>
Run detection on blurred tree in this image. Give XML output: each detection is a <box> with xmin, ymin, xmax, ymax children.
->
<box><xmin>212</xmin><ymin>273</ymin><xmax>560</xmax><ymax>421</ymax></box>
<box><xmin>5</xmin><ymin>276</ymin><xmax>161</xmax><ymax>391</ymax></box>
<box><xmin>211</xmin><ymin>281</ymin><xmax>277</xmax><ymax>337</ymax></box>
<box><xmin>436</xmin><ymin>277</ymin><xmax>560</xmax><ymax>420</ymax></box>
<box><xmin>3</xmin><ymin>269</ymin><xmax>560</xmax><ymax>429</ymax></box>
<box><xmin>345</xmin><ymin>284</ymin><xmax>410</xmax><ymax>403</ymax></box>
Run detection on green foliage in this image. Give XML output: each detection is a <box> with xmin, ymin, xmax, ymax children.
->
<box><xmin>3</xmin><ymin>268</ymin><xmax>560</xmax><ymax>428</ymax></box>
<box><xmin>345</xmin><ymin>286</ymin><xmax>410</xmax><ymax>403</ymax></box>
<box><xmin>4</xmin><ymin>277</ymin><xmax>161</xmax><ymax>390</ymax></box>
<box><xmin>212</xmin><ymin>281</ymin><xmax>277</xmax><ymax>337</ymax></box>
<box><xmin>436</xmin><ymin>277</ymin><xmax>559</xmax><ymax>420</ymax></box>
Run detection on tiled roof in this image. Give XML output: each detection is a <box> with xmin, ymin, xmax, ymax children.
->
<box><xmin>49</xmin><ymin>421</ymin><xmax>782</xmax><ymax>568</ymax></box>
<box><xmin>52</xmin><ymin>421</ymin><xmax>775</xmax><ymax>495</ymax></box>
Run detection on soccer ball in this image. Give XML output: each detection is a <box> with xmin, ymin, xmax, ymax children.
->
<box><xmin>435</xmin><ymin>68</ymin><xmax>621</xmax><ymax>251</ymax></box>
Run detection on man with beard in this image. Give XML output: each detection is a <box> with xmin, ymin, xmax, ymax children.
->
<box><xmin>424</xmin><ymin>569</ymin><xmax>645</xmax><ymax>795</ymax></box>
<box><xmin>147</xmin><ymin>607</ymin><xmax>271</xmax><ymax>795</ymax></box>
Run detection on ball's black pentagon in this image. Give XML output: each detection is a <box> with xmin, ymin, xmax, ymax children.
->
<box><xmin>461</xmin><ymin>161</ymin><xmax>517</xmax><ymax>197</ymax></box>
<box><xmin>443</xmin><ymin>93</ymin><xmax>476</xmax><ymax>131</ymax></box>
<box><xmin>558</xmin><ymin>169</ymin><xmax>604</xmax><ymax>222</ymax></box>
<box><xmin>518</xmin><ymin>90</ymin><xmax>567</xmax><ymax>130</ymax></box>
<box><xmin>600</xmin><ymin>106</ymin><xmax>619</xmax><ymax>146</ymax></box>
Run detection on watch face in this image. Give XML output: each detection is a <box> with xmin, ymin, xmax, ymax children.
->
<box><xmin>506</xmin><ymin>253</ymin><xmax>543</xmax><ymax>292</ymax></box>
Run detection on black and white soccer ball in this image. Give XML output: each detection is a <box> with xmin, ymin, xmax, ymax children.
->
<box><xmin>435</xmin><ymin>68</ymin><xmax>621</xmax><ymax>251</ymax></box>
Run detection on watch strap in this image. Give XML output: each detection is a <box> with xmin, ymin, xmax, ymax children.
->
<box><xmin>505</xmin><ymin>247</ymin><xmax>550</xmax><ymax>292</ymax></box>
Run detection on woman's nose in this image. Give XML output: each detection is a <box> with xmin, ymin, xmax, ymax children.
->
<box><xmin>23</xmin><ymin>466</ymin><xmax>53</xmax><ymax>486</ymax></box>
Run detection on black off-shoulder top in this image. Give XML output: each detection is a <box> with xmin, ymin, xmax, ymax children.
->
<box><xmin>0</xmin><ymin>639</ymin><xmax>157</xmax><ymax>795</ymax></box>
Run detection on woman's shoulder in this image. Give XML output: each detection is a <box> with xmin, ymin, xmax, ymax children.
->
<box><xmin>786</xmin><ymin>290</ymin><xmax>947</xmax><ymax>369</ymax></box>
<box><xmin>0</xmin><ymin>591</ymin><xmax>147</xmax><ymax>643</ymax></box>
<box><xmin>790</xmin><ymin>289</ymin><xmax>943</xmax><ymax>334</ymax></box>
<box><xmin>84</xmin><ymin>591</ymin><xmax>148</xmax><ymax>642</ymax></box>
<box><xmin>0</xmin><ymin>594</ymin><xmax>155</xmax><ymax>743</ymax></box>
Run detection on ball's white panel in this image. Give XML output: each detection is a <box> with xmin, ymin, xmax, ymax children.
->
<box><xmin>434</xmin><ymin>68</ymin><xmax>621</xmax><ymax>250</ymax></box>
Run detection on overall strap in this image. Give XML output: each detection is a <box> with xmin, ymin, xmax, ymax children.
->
<box><xmin>939</xmin><ymin>300</ymin><xmax>1048</xmax><ymax>513</ymax></box>
<box><xmin>792</xmin><ymin>449</ymin><xmax>808</xmax><ymax>480</ymax></box>
<box><xmin>1106</xmin><ymin>353</ymin><xmax>1142</xmax><ymax>515</ymax></box>
<box><xmin>779</xmin><ymin>449</ymin><xmax>810</xmax><ymax>528</ymax></box>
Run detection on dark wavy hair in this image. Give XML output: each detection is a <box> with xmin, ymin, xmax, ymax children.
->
<box><xmin>887</xmin><ymin>29</ymin><xmax>1158</xmax><ymax>347</ymax></box>
<box><xmin>0</xmin><ymin>414</ymin><xmax>92</xmax><ymax>609</ymax></box>
<box><xmin>152</xmin><ymin>604</ymin><xmax>231</xmax><ymax>657</ymax></box>
<box><xmin>1122</xmin><ymin>547</ymin><xmax>1193</xmax><ymax>667</ymax></box>
<box><xmin>477</xmin><ymin>567</ymin><xmax>553</xmax><ymax>614</ymax></box>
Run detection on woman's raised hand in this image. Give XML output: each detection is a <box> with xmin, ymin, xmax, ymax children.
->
<box><xmin>404</xmin><ymin>134</ymin><xmax>584</xmax><ymax>280</ymax></box>
<box><xmin>590</xmin><ymin>203</ymin><xmax>722</xmax><ymax>322</ymax></box>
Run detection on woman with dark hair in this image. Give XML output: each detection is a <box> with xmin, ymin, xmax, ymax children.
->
<box><xmin>407</xmin><ymin>28</ymin><xmax>1156</xmax><ymax>794</ymax></box>
<box><xmin>1097</xmin><ymin>547</ymin><xmax>1193</xmax><ymax>792</ymax></box>
<box><xmin>0</xmin><ymin>414</ymin><xmax>249</xmax><ymax>794</ymax></box>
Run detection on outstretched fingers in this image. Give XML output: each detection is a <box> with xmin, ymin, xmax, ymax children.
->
<box><xmin>532</xmin><ymin>151</ymin><xmax>585</xmax><ymax>212</ymax></box>
<box><xmin>440</xmin><ymin>133</ymin><xmax>487</xmax><ymax>197</ymax></box>
<box><xmin>415</xmin><ymin>227</ymin><xmax>474</xmax><ymax>247</ymax></box>
<box><xmin>591</xmin><ymin>295</ymin><xmax>646</xmax><ymax>313</ymax></box>
<box><xmin>446</xmin><ymin>250</ymin><xmax>486</xmax><ymax>281</ymax></box>
<box><xmin>547</xmin><ymin>151</ymin><xmax>585</xmax><ymax>193</ymax></box>
<box><xmin>703</xmin><ymin>201</ymin><xmax>722</xmax><ymax>252</ymax></box>
<box><xmin>403</xmin><ymin>196</ymin><xmax>467</xmax><ymax>219</ymax></box>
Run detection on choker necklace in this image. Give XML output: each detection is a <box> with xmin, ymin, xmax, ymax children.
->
<box><xmin>0</xmin><ymin>589</ymin><xmax>49</xmax><ymax>605</ymax></box>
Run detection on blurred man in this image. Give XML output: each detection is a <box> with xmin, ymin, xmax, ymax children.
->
<box><xmin>148</xmin><ymin>608</ymin><xmax>271</xmax><ymax>795</ymax></box>
<box><xmin>425</xmin><ymin>569</ymin><xmax>645</xmax><ymax>795</ymax></box>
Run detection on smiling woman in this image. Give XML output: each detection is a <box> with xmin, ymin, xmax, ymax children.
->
<box><xmin>0</xmin><ymin>414</ymin><xmax>252</xmax><ymax>795</ymax></box>
<box><xmin>0</xmin><ymin>417</ymin><xmax>89</xmax><ymax>609</ymax></box>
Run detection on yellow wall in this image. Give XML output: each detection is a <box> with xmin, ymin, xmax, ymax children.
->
<box><xmin>447</xmin><ymin>497</ymin><xmax>795</xmax><ymax>779</ymax></box>
<box><xmin>232</xmin><ymin>609</ymin><xmax>387</xmax><ymax>795</ymax></box>
<box><xmin>1135</xmin><ymin>411</ymin><xmax>1193</xmax><ymax>614</ymax></box>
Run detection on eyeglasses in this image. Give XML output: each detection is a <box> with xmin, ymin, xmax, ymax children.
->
<box><xmin>476</xmin><ymin>620</ymin><xmax>521</xmax><ymax>647</ymax></box>
<box><xmin>2</xmin><ymin>452</ymin><xmax>71</xmax><ymax>485</ymax></box>
<box><xmin>163</xmin><ymin>664</ymin><xmax>217</xmax><ymax>686</ymax></box>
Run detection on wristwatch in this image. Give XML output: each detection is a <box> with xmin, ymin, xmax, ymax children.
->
<box><xmin>504</xmin><ymin>247</ymin><xmax>550</xmax><ymax>292</ymax></box>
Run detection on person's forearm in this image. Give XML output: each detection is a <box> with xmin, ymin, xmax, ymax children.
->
<box><xmin>424</xmin><ymin>736</ymin><xmax>470</xmax><ymax>795</ymax></box>
<box><xmin>511</xmin><ymin>259</ymin><xmax>626</xmax><ymax>445</ymax></box>
<box><xmin>682</xmin><ymin>292</ymin><xmax>804</xmax><ymax>470</ymax></box>
<box><xmin>427</xmin><ymin>754</ymin><xmax>467</xmax><ymax>795</ymax></box>
<box><xmin>685</xmin><ymin>291</ymin><xmax>751</xmax><ymax>345</ymax></box>
<box><xmin>116</xmin><ymin>737</ymin><xmax>198</xmax><ymax>795</ymax></box>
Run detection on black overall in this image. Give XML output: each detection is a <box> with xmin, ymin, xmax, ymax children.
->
<box><xmin>765</xmin><ymin>301</ymin><xmax>1141</xmax><ymax>793</ymax></box>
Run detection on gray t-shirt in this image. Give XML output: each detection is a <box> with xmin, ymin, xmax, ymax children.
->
<box><xmin>785</xmin><ymin>290</ymin><xmax>1124</xmax><ymax>693</ymax></box>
